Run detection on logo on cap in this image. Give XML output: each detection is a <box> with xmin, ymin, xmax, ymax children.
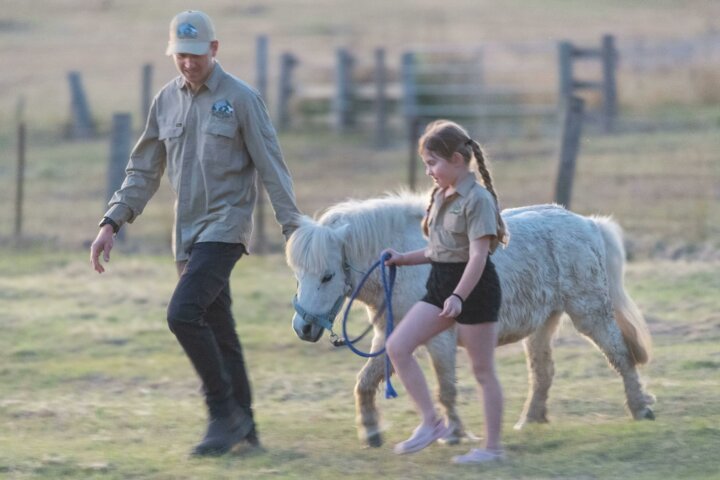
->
<box><xmin>177</xmin><ymin>23</ymin><xmax>198</xmax><ymax>39</ymax></box>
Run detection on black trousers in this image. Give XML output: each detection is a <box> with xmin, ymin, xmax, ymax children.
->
<box><xmin>167</xmin><ymin>242</ymin><xmax>252</xmax><ymax>419</ymax></box>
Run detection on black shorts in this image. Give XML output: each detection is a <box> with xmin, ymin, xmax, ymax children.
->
<box><xmin>421</xmin><ymin>258</ymin><xmax>502</xmax><ymax>325</ymax></box>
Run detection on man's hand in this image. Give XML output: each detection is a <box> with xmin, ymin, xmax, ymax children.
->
<box><xmin>90</xmin><ymin>225</ymin><xmax>115</xmax><ymax>273</ymax></box>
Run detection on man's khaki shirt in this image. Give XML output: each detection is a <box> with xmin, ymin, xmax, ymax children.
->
<box><xmin>105</xmin><ymin>62</ymin><xmax>300</xmax><ymax>261</ymax></box>
<box><xmin>425</xmin><ymin>173</ymin><xmax>500</xmax><ymax>263</ymax></box>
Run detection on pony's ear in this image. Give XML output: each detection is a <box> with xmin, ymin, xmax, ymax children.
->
<box><xmin>332</xmin><ymin>223</ymin><xmax>350</xmax><ymax>241</ymax></box>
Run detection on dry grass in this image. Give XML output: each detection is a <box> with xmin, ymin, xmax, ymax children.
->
<box><xmin>2</xmin><ymin>0</ymin><xmax>720</xmax><ymax>131</ymax></box>
<box><xmin>1</xmin><ymin>2</ymin><xmax>717</xmax><ymax>255</ymax></box>
<box><xmin>2</xmin><ymin>124</ymin><xmax>718</xmax><ymax>259</ymax></box>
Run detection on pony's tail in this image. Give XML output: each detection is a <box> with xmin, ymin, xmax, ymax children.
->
<box><xmin>593</xmin><ymin>216</ymin><xmax>652</xmax><ymax>365</ymax></box>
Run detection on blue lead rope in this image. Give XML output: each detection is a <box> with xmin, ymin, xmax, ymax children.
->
<box><xmin>340</xmin><ymin>252</ymin><xmax>398</xmax><ymax>399</ymax></box>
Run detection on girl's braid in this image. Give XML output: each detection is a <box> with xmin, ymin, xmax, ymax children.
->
<box><xmin>421</xmin><ymin>186</ymin><xmax>440</xmax><ymax>237</ymax></box>
<box><xmin>470</xmin><ymin>141</ymin><xmax>509</xmax><ymax>246</ymax></box>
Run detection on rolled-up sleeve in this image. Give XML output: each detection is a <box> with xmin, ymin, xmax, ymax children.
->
<box><xmin>105</xmin><ymin>99</ymin><xmax>167</xmax><ymax>228</ymax></box>
<box><xmin>241</xmin><ymin>93</ymin><xmax>301</xmax><ymax>237</ymax></box>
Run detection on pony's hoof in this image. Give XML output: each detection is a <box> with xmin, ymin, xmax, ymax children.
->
<box><xmin>366</xmin><ymin>432</ymin><xmax>383</xmax><ymax>448</ymax></box>
<box><xmin>514</xmin><ymin>416</ymin><xmax>548</xmax><ymax>430</ymax></box>
<box><xmin>632</xmin><ymin>406</ymin><xmax>655</xmax><ymax>420</ymax></box>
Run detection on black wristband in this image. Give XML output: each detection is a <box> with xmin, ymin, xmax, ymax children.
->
<box><xmin>451</xmin><ymin>292</ymin><xmax>465</xmax><ymax>305</ymax></box>
<box><xmin>98</xmin><ymin>217</ymin><xmax>120</xmax><ymax>234</ymax></box>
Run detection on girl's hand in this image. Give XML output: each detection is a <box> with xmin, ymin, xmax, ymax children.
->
<box><xmin>440</xmin><ymin>294</ymin><xmax>463</xmax><ymax>319</ymax></box>
<box><xmin>381</xmin><ymin>248</ymin><xmax>403</xmax><ymax>266</ymax></box>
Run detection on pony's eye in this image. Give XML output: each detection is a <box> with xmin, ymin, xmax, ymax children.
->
<box><xmin>321</xmin><ymin>273</ymin><xmax>334</xmax><ymax>284</ymax></box>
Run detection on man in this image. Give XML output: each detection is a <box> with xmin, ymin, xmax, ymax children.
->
<box><xmin>90</xmin><ymin>10</ymin><xmax>301</xmax><ymax>456</ymax></box>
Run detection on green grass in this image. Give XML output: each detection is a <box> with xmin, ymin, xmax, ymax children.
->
<box><xmin>1</xmin><ymin>250</ymin><xmax>719</xmax><ymax>479</ymax></box>
<box><xmin>1</xmin><ymin>2</ymin><xmax>719</xmax><ymax>477</ymax></box>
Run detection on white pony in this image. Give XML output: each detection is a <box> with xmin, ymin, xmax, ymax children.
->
<box><xmin>285</xmin><ymin>193</ymin><xmax>654</xmax><ymax>447</ymax></box>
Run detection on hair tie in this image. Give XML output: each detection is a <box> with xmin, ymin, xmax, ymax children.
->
<box><xmin>465</xmin><ymin>138</ymin><xmax>474</xmax><ymax>147</ymax></box>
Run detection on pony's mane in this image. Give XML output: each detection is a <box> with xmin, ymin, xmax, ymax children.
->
<box><xmin>286</xmin><ymin>191</ymin><xmax>427</xmax><ymax>274</ymax></box>
<box><xmin>286</xmin><ymin>216</ymin><xmax>342</xmax><ymax>274</ymax></box>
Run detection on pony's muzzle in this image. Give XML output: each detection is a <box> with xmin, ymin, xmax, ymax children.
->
<box><xmin>300</xmin><ymin>322</ymin><xmax>314</xmax><ymax>339</ymax></box>
<box><xmin>292</xmin><ymin>314</ymin><xmax>324</xmax><ymax>343</ymax></box>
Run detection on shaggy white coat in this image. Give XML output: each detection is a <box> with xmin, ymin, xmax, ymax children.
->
<box><xmin>286</xmin><ymin>193</ymin><xmax>654</xmax><ymax>446</ymax></box>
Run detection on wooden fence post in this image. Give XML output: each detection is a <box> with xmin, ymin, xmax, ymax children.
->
<box><xmin>401</xmin><ymin>52</ymin><xmax>419</xmax><ymax>190</ymax></box>
<box><xmin>407</xmin><ymin>117</ymin><xmax>422</xmax><ymax>192</ymax></box>
<box><xmin>14</xmin><ymin>97</ymin><xmax>26</xmax><ymax>239</ymax></box>
<box><xmin>108</xmin><ymin>113</ymin><xmax>131</xmax><ymax>241</ymax></box>
<box><xmin>334</xmin><ymin>48</ymin><xmax>355</xmax><ymax>132</ymax></box>
<box><xmin>471</xmin><ymin>48</ymin><xmax>485</xmax><ymax>87</ymax></box>
<box><xmin>141</xmin><ymin>63</ymin><xmax>153</xmax><ymax>129</ymax></box>
<box><xmin>554</xmin><ymin>96</ymin><xmax>585</xmax><ymax>209</ymax></box>
<box><xmin>67</xmin><ymin>71</ymin><xmax>96</xmax><ymax>139</ymax></box>
<box><xmin>558</xmin><ymin>41</ymin><xmax>574</xmax><ymax>109</ymax></box>
<box><xmin>256</xmin><ymin>35</ymin><xmax>269</xmax><ymax>100</ymax></box>
<box><xmin>253</xmin><ymin>35</ymin><xmax>269</xmax><ymax>254</ymax></box>
<box><xmin>558</xmin><ymin>36</ymin><xmax>617</xmax><ymax>133</ymax></box>
<box><xmin>374</xmin><ymin>48</ymin><xmax>389</xmax><ymax>148</ymax></box>
<box><xmin>277</xmin><ymin>52</ymin><xmax>298</xmax><ymax>131</ymax></box>
<box><xmin>601</xmin><ymin>34</ymin><xmax>618</xmax><ymax>133</ymax></box>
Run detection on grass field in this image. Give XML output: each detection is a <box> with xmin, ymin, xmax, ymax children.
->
<box><xmin>0</xmin><ymin>122</ymin><xmax>717</xmax><ymax>480</ymax></box>
<box><xmin>1</xmin><ymin>0</ymin><xmax>718</xmax><ymax>253</ymax></box>
<box><xmin>1</xmin><ymin>1</ymin><xmax>719</xmax><ymax>479</ymax></box>
<box><xmin>2</xmin><ymin>0</ymin><xmax>720</xmax><ymax>131</ymax></box>
<box><xmin>1</xmin><ymin>122</ymin><xmax>718</xmax><ymax>256</ymax></box>
<box><xmin>0</xmin><ymin>250</ymin><xmax>719</xmax><ymax>480</ymax></box>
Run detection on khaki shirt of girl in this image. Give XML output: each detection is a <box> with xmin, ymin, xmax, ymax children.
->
<box><xmin>425</xmin><ymin>172</ymin><xmax>500</xmax><ymax>263</ymax></box>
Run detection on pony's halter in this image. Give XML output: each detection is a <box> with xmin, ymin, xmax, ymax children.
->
<box><xmin>291</xmin><ymin>247</ymin><xmax>370</xmax><ymax>339</ymax></box>
<box><xmin>291</xmin><ymin>253</ymin><xmax>356</xmax><ymax>332</ymax></box>
<box><xmin>292</xmin><ymin>293</ymin><xmax>346</xmax><ymax>332</ymax></box>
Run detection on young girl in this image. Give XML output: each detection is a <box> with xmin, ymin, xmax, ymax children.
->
<box><xmin>384</xmin><ymin>120</ymin><xmax>509</xmax><ymax>464</ymax></box>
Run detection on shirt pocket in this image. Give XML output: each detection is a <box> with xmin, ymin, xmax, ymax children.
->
<box><xmin>443</xmin><ymin>213</ymin><xmax>466</xmax><ymax>234</ymax></box>
<box><xmin>204</xmin><ymin>117</ymin><xmax>237</xmax><ymax>139</ymax></box>
<box><xmin>158</xmin><ymin>125</ymin><xmax>184</xmax><ymax>166</ymax></box>
<box><xmin>158</xmin><ymin>125</ymin><xmax>184</xmax><ymax>141</ymax></box>
<box><xmin>202</xmin><ymin>117</ymin><xmax>238</xmax><ymax>167</ymax></box>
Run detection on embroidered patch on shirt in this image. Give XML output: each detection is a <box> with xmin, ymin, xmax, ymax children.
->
<box><xmin>211</xmin><ymin>100</ymin><xmax>234</xmax><ymax>119</ymax></box>
<box><xmin>449</xmin><ymin>205</ymin><xmax>463</xmax><ymax>215</ymax></box>
<box><xmin>177</xmin><ymin>23</ymin><xmax>198</xmax><ymax>39</ymax></box>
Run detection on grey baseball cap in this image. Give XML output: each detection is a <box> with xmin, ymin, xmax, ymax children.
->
<box><xmin>166</xmin><ymin>10</ymin><xmax>216</xmax><ymax>56</ymax></box>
